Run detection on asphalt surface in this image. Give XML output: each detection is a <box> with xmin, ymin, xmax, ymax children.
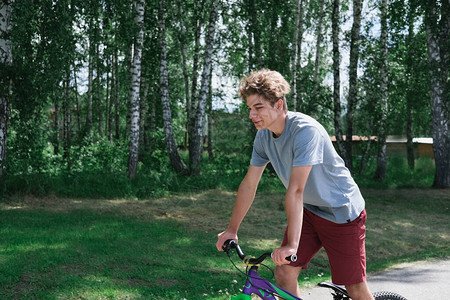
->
<box><xmin>299</xmin><ymin>259</ymin><xmax>450</xmax><ymax>300</ymax></box>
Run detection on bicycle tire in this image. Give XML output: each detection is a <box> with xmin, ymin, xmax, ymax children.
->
<box><xmin>373</xmin><ymin>291</ymin><xmax>408</xmax><ymax>300</ymax></box>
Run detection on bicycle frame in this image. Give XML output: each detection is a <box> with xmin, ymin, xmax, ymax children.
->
<box><xmin>232</xmin><ymin>266</ymin><xmax>302</xmax><ymax>300</ymax></box>
<box><xmin>224</xmin><ymin>240</ymin><xmax>407</xmax><ymax>300</ymax></box>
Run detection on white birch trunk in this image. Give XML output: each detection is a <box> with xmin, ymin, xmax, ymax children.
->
<box><xmin>345</xmin><ymin>0</ymin><xmax>363</xmax><ymax>172</ymax></box>
<box><xmin>425</xmin><ymin>0</ymin><xmax>450</xmax><ymax>187</ymax></box>
<box><xmin>86</xmin><ymin>38</ymin><xmax>94</xmax><ymax>135</ymax></box>
<box><xmin>158</xmin><ymin>0</ymin><xmax>187</xmax><ymax>174</ymax></box>
<box><xmin>374</xmin><ymin>0</ymin><xmax>389</xmax><ymax>182</ymax></box>
<box><xmin>63</xmin><ymin>70</ymin><xmax>71</xmax><ymax>169</ymax></box>
<box><xmin>190</xmin><ymin>0</ymin><xmax>219</xmax><ymax>175</ymax></box>
<box><xmin>176</xmin><ymin>0</ymin><xmax>190</xmax><ymax>149</ymax></box>
<box><xmin>0</xmin><ymin>0</ymin><xmax>13</xmax><ymax>177</ymax></box>
<box><xmin>127</xmin><ymin>0</ymin><xmax>145</xmax><ymax>179</ymax></box>
<box><xmin>311</xmin><ymin>0</ymin><xmax>325</xmax><ymax>117</ymax></box>
<box><xmin>332</xmin><ymin>0</ymin><xmax>346</xmax><ymax>159</ymax></box>
<box><xmin>290</xmin><ymin>0</ymin><xmax>306</xmax><ymax>112</ymax></box>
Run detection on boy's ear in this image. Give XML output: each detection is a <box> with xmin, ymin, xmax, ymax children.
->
<box><xmin>277</xmin><ymin>99</ymin><xmax>283</xmax><ymax>110</ymax></box>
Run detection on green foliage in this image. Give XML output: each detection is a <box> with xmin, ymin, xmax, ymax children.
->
<box><xmin>2</xmin><ymin>0</ymin><xmax>441</xmax><ymax>197</ymax></box>
<box><xmin>70</xmin><ymin>137</ymin><xmax>128</xmax><ymax>174</ymax></box>
<box><xmin>354</xmin><ymin>156</ymin><xmax>435</xmax><ymax>189</ymax></box>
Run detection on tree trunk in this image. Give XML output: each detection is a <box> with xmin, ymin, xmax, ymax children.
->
<box><xmin>158</xmin><ymin>0</ymin><xmax>187</xmax><ymax>174</ymax></box>
<box><xmin>73</xmin><ymin>66</ymin><xmax>81</xmax><ymax>134</ymax></box>
<box><xmin>374</xmin><ymin>0</ymin><xmax>389</xmax><ymax>182</ymax></box>
<box><xmin>406</xmin><ymin>105</ymin><xmax>415</xmax><ymax>170</ymax></box>
<box><xmin>359</xmin><ymin>134</ymin><xmax>372</xmax><ymax>175</ymax></box>
<box><xmin>247</xmin><ymin>0</ymin><xmax>263</xmax><ymax>70</ymax></box>
<box><xmin>190</xmin><ymin>0</ymin><xmax>219</xmax><ymax>175</ymax></box>
<box><xmin>345</xmin><ymin>0</ymin><xmax>363</xmax><ymax>172</ymax></box>
<box><xmin>63</xmin><ymin>70</ymin><xmax>71</xmax><ymax>170</ymax></box>
<box><xmin>295</xmin><ymin>0</ymin><xmax>308</xmax><ymax>112</ymax></box>
<box><xmin>424</xmin><ymin>0</ymin><xmax>450</xmax><ymax>188</ymax></box>
<box><xmin>96</xmin><ymin>43</ymin><xmax>103</xmax><ymax>137</ymax></box>
<box><xmin>290</xmin><ymin>0</ymin><xmax>306</xmax><ymax>112</ymax></box>
<box><xmin>177</xmin><ymin>0</ymin><xmax>190</xmax><ymax>150</ymax></box>
<box><xmin>188</xmin><ymin>0</ymin><xmax>203</xmax><ymax>151</ymax></box>
<box><xmin>105</xmin><ymin>57</ymin><xmax>111</xmax><ymax>139</ymax></box>
<box><xmin>311</xmin><ymin>0</ymin><xmax>325</xmax><ymax>117</ymax></box>
<box><xmin>405</xmin><ymin>3</ymin><xmax>416</xmax><ymax>171</ymax></box>
<box><xmin>207</xmin><ymin>66</ymin><xmax>214</xmax><ymax>160</ymax></box>
<box><xmin>127</xmin><ymin>0</ymin><xmax>145</xmax><ymax>179</ymax></box>
<box><xmin>0</xmin><ymin>0</ymin><xmax>13</xmax><ymax>178</ymax></box>
<box><xmin>86</xmin><ymin>37</ymin><xmax>94</xmax><ymax>135</ymax></box>
<box><xmin>246</xmin><ymin>0</ymin><xmax>254</xmax><ymax>71</ymax></box>
<box><xmin>54</xmin><ymin>93</ymin><xmax>61</xmax><ymax>155</ymax></box>
<box><xmin>331</xmin><ymin>0</ymin><xmax>346</xmax><ymax>159</ymax></box>
<box><xmin>113</xmin><ymin>30</ymin><xmax>120</xmax><ymax>140</ymax></box>
<box><xmin>139</xmin><ymin>73</ymin><xmax>149</xmax><ymax>154</ymax></box>
<box><xmin>150</xmin><ymin>83</ymin><xmax>156</xmax><ymax>134</ymax></box>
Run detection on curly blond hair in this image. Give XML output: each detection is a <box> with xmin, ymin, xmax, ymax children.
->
<box><xmin>238</xmin><ymin>69</ymin><xmax>290</xmax><ymax>111</ymax></box>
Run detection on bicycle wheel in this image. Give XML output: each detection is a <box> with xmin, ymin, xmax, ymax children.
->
<box><xmin>373</xmin><ymin>291</ymin><xmax>407</xmax><ymax>300</ymax></box>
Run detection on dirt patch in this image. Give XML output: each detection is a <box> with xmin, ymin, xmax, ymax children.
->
<box><xmin>0</xmin><ymin>190</ymin><xmax>237</xmax><ymax>233</ymax></box>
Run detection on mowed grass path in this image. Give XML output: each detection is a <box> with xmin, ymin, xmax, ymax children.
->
<box><xmin>0</xmin><ymin>188</ymin><xmax>449</xmax><ymax>299</ymax></box>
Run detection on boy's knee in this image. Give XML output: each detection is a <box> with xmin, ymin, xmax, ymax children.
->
<box><xmin>275</xmin><ymin>265</ymin><xmax>301</xmax><ymax>284</ymax></box>
<box><xmin>345</xmin><ymin>281</ymin><xmax>374</xmax><ymax>300</ymax></box>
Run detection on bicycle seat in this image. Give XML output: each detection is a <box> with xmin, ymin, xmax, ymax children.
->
<box><xmin>318</xmin><ymin>282</ymin><xmax>350</xmax><ymax>297</ymax></box>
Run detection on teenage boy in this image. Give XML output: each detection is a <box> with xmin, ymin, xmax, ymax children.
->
<box><xmin>216</xmin><ymin>69</ymin><xmax>375</xmax><ymax>300</ymax></box>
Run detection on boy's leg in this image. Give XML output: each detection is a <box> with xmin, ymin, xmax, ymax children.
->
<box><xmin>275</xmin><ymin>265</ymin><xmax>302</xmax><ymax>296</ymax></box>
<box><xmin>346</xmin><ymin>281</ymin><xmax>375</xmax><ymax>300</ymax></box>
<box><xmin>318</xmin><ymin>210</ymin><xmax>374</xmax><ymax>299</ymax></box>
<box><xmin>278</xmin><ymin>209</ymin><xmax>323</xmax><ymax>297</ymax></box>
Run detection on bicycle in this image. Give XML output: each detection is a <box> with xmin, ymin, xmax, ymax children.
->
<box><xmin>222</xmin><ymin>240</ymin><xmax>407</xmax><ymax>300</ymax></box>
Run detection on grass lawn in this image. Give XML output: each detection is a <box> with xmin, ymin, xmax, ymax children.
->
<box><xmin>0</xmin><ymin>188</ymin><xmax>449</xmax><ymax>299</ymax></box>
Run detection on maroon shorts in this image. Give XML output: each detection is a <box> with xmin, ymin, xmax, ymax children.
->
<box><xmin>282</xmin><ymin>209</ymin><xmax>367</xmax><ymax>285</ymax></box>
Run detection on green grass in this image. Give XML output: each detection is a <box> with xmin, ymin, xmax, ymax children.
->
<box><xmin>0</xmin><ymin>187</ymin><xmax>449</xmax><ymax>299</ymax></box>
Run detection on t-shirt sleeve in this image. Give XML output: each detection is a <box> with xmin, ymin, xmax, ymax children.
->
<box><xmin>250</xmin><ymin>132</ymin><xmax>270</xmax><ymax>167</ymax></box>
<box><xmin>292</xmin><ymin>126</ymin><xmax>324</xmax><ymax>166</ymax></box>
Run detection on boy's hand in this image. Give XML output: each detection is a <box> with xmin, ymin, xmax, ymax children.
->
<box><xmin>216</xmin><ymin>231</ymin><xmax>238</xmax><ymax>251</ymax></box>
<box><xmin>272</xmin><ymin>245</ymin><xmax>297</xmax><ymax>266</ymax></box>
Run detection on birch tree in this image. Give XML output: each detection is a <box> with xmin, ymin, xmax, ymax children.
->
<box><xmin>63</xmin><ymin>71</ymin><xmax>72</xmax><ymax>169</ymax></box>
<box><xmin>345</xmin><ymin>0</ymin><xmax>363</xmax><ymax>172</ymax></box>
<box><xmin>331</xmin><ymin>0</ymin><xmax>346</xmax><ymax>158</ymax></box>
<box><xmin>127</xmin><ymin>0</ymin><xmax>145</xmax><ymax>179</ymax></box>
<box><xmin>423</xmin><ymin>0</ymin><xmax>450</xmax><ymax>188</ymax></box>
<box><xmin>85</xmin><ymin>21</ymin><xmax>94</xmax><ymax>135</ymax></box>
<box><xmin>188</xmin><ymin>0</ymin><xmax>204</xmax><ymax>149</ymax></box>
<box><xmin>310</xmin><ymin>0</ymin><xmax>326</xmax><ymax>117</ymax></box>
<box><xmin>290</xmin><ymin>0</ymin><xmax>306</xmax><ymax>112</ymax></box>
<box><xmin>374</xmin><ymin>0</ymin><xmax>389</xmax><ymax>182</ymax></box>
<box><xmin>405</xmin><ymin>1</ymin><xmax>416</xmax><ymax>171</ymax></box>
<box><xmin>0</xmin><ymin>0</ymin><xmax>13</xmax><ymax>178</ymax></box>
<box><xmin>158</xmin><ymin>0</ymin><xmax>187</xmax><ymax>174</ymax></box>
<box><xmin>176</xmin><ymin>0</ymin><xmax>190</xmax><ymax>149</ymax></box>
<box><xmin>190</xmin><ymin>0</ymin><xmax>219</xmax><ymax>175</ymax></box>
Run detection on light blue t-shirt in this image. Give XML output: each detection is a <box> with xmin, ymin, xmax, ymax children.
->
<box><xmin>250</xmin><ymin>112</ymin><xmax>365</xmax><ymax>223</ymax></box>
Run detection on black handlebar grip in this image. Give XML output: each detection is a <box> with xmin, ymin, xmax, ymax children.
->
<box><xmin>271</xmin><ymin>252</ymin><xmax>298</xmax><ymax>262</ymax></box>
<box><xmin>286</xmin><ymin>254</ymin><xmax>297</xmax><ymax>262</ymax></box>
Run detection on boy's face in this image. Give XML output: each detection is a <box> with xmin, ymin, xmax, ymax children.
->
<box><xmin>246</xmin><ymin>94</ymin><xmax>282</xmax><ymax>130</ymax></box>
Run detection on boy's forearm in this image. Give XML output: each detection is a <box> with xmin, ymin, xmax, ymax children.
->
<box><xmin>227</xmin><ymin>182</ymin><xmax>257</xmax><ymax>232</ymax></box>
<box><xmin>285</xmin><ymin>189</ymin><xmax>304</xmax><ymax>248</ymax></box>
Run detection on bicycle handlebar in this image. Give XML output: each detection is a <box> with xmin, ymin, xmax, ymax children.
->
<box><xmin>222</xmin><ymin>239</ymin><xmax>297</xmax><ymax>265</ymax></box>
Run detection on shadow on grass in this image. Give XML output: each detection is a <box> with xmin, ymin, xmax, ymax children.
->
<box><xmin>1</xmin><ymin>187</ymin><xmax>448</xmax><ymax>299</ymax></box>
<box><xmin>0</xmin><ymin>208</ymin><xmax>237</xmax><ymax>299</ymax></box>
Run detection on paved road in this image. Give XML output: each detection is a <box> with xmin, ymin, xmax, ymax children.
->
<box><xmin>299</xmin><ymin>259</ymin><xmax>450</xmax><ymax>300</ymax></box>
